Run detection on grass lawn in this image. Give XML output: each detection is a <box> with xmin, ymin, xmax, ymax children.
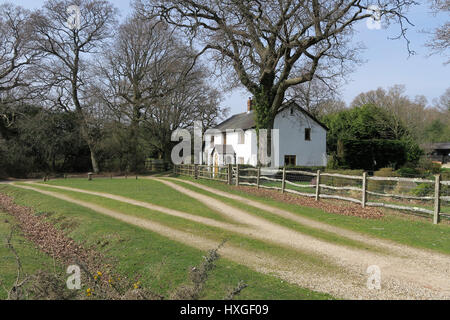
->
<box><xmin>0</xmin><ymin>211</ymin><xmax>60</xmax><ymax>300</ymax></box>
<box><xmin>0</xmin><ymin>184</ymin><xmax>334</xmax><ymax>300</ymax></box>
<box><xmin>175</xmin><ymin>176</ymin><xmax>450</xmax><ymax>255</ymax></box>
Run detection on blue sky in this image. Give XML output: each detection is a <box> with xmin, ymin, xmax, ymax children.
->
<box><xmin>4</xmin><ymin>0</ymin><xmax>449</xmax><ymax>115</ymax></box>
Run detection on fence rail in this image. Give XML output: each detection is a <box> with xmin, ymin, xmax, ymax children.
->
<box><xmin>174</xmin><ymin>164</ymin><xmax>450</xmax><ymax>225</ymax></box>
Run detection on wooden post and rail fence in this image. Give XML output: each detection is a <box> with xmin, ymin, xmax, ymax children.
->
<box><xmin>174</xmin><ymin>164</ymin><xmax>449</xmax><ymax>225</ymax></box>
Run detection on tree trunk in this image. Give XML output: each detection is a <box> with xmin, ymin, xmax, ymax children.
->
<box><xmin>254</xmin><ymin>86</ymin><xmax>279</xmax><ymax>167</ymax></box>
<box><xmin>89</xmin><ymin>146</ymin><xmax>99</xmax><ymax>173</ymax></box>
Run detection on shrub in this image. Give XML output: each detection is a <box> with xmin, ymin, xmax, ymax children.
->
<box><xmin>286</xmin><ymin>166</ymin><xmax>326</xmax><ymax>172</ymax></box>
<box><xmin>396</xmin><ymin>167</ymin><xmax>421</xmax><ymax>178</ymax></box>
<box><xmin>416</xmin><ymin>157</ymin><xmax>441</xmax><ymax>174</ymax></box>
<box><xmin>368</xmin><ymin>168</ymin><xmax>397</xmax><ymax>193</ymax></box>
<box><xmin>322</xmin><ymin>169</ymin><xmax>364</xmax><ymax>187</ymax></box>
<box><xmin>412</xmin><ymin>183</ymin><xmax>434</xmax><ymax>197</ymax></box>
<box><xmin>336</xmin><ymin>139</ymin><xmax>408</xmax><ymax>170</ymax></box>
<box><xmin>326</xmin><ymin>154</ymin><xmax>339</xmax><ymax>170</ymax></box>
<box><xmin>441</xmin><ymin>171</ymin><xmax>450</xmax><ymax>181</ymax></box>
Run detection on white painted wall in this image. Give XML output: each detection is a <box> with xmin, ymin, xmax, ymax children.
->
<box><xmin>274</xmin><ymin>107</ymin><xmax>327</xmax><ymax>167</ymax></box>
<box><xmin>204</xmin><ymin>129</ymin><xmax>257</xmax><ymax>166</ymax></box>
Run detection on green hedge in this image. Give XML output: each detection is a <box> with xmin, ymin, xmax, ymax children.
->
<box><xmin>337</xmin><ymin>139</ymin><xmax>407</xmax><ymax>170</ymax></box>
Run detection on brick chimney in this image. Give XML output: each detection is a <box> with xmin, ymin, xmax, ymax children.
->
<box><xmin>247</xmin><ymin>97</ymin><xmax>253</xmax><ymax>113</ymax></box>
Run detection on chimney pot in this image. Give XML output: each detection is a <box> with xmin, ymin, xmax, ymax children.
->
<box><xmin>247</xmin><ymin>97</ymin><xmax>253</xmax><ymax>112</ymax></box>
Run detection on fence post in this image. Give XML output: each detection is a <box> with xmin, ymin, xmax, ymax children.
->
<box><xmin>257</xmin><ymin>166</ymin><xmax>261</xmax><ymax>189</ymax></box>
<box><xmin>315</xmin><ymin>170</ymin><xmax>321</xmax><ymax>201</ymax></box>
<box><xmin>236</xmin><ymin>164</ymin><xmax>240</xmax><ymax>186</ymax></box>
<box><xmin>434</xmin><ymin>174</ymin><xmax>441</xmax><ymax>225</ymax></box>
<box><xmin>194</xmin><ymin>165</ymin><xmax>198</xmax><ymax>179</ymax></box>
<box><xmin>228</xmin><ymin>164</ymin><xmax>232</xmax><ymax>185</ymax></box>
<box><xmin>362</xmin><ymin>172</ymin><xmax>367</xmax><ymax>208</ymax></box>
<box><xmin>281</xmin><ymin>166</ymin><xmax>286</xmax><ymax>193</ymax></box>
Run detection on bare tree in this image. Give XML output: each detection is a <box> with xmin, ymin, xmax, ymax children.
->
<box><xmin>0</xmin><ymin>3</ymin><xmax>42</xmax><ymax>130</ymax></box>
<box><xmin>31</xmin><ymin>0</ymin><xmax>118</xmax><ymax>173</ymax></box>
<box><xmin>426</xmin><ymin>0</ymin><xmax>450</xmax><ymax>64</ymax></box>
<box><xmin>143</xmin><ymin>69</ymin><xmax>224</xmax><ymax>161</ymax></box>
<box><xmin>287</xmin><ymin>76</ymin><xmax>345</xmax><ymax>117</ymax></box>
<box><xmin>0</xmin><ymin>3</ymin><xmax>39</xmax><ymax>97</ymax></box>
<box><xmin>95</xmin><ymin>17</ymin><xmax>184</xmax><ymax>170</ymax></box>
<box><xmin>137</xmin><ymin>0</ymin><xmax>417</xmax><ymax>143</ymax></box>
<box><xmin>96</xmin><ymin>15</ymin><xmax>225</xmax><ymax>165</ymax></box>
<box><xmin>433</xmin><ymin>87</ymin><xmax>450</xmax><ymax>113</ymax></box>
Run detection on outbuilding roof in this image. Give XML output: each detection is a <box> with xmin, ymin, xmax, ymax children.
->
<box><xmin>430</xmin><ymin>143</ymin><xmax>450</xmax><ymax>150</ymax></box>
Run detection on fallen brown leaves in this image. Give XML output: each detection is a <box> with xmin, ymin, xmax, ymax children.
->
<box><xmin>0</xmin><ymin>193</ymin><xmax>101</xmax><ymax>274</ymax></box>
<box><xmin>235</xmin><ymin>186</ymin><xmax>384</xmax><ymax>219</ymax></box>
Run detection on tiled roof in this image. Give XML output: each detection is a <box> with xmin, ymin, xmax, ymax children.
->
<box><xmin>215</xmin><ymin>111</ymin><xmax>256</xmax><ymax>131</ymax></box>
<box><xmin>214</xmin><ymin>101</ymin><xmax>328</xmax><ymax>131</ymax></box>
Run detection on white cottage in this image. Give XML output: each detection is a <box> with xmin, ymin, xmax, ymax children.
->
<box><xmin>204</xmin><ymin>99</ymin><xmax>328</xmax><ymax>167</ymax></box>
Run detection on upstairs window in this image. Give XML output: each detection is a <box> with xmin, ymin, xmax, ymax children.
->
<box><xmin>305</xmin><ymin>128</ymin><xmax>311</xmax><ymax>141</ymax></box>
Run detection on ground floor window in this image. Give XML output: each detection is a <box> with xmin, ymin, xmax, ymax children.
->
<box><xmin>284</xmin><ymin>155</ymin><xmax>296</xmax><ymax>167</ymax></box>
<box><xmin>238</xmin><ymin>157</ymin><xmax>245</xmax><ymax>165</ymax></box>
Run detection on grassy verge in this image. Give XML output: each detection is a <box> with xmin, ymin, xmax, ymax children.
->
<box><xmin>175</xmin><ymin>176</ymin><xmax>450</xmax><ymax>255</ymax></box>
<box><xmin>0</xmin><ymin>211</ymin><xmax>60</xmax><ymax>300</ymax></box>
<box><xmin>0</xmin><ymin>185</ymin><xmax>334</xmax><ymax>300</ymax></box>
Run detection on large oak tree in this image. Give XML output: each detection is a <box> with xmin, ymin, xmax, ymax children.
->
<box><xmin>31</xmin><ymin>0</ymin><xmax>118</xmax><ymax>173</ymax></box>
<box><xmin>95</xmin><ymin>15</ymin><xmax>224</xmax><ymax>168</ymax></box>
<box><xmin>138</xmin><ymin>0</ymin><xmax>417</xmax><ymax>130</ymax></box>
